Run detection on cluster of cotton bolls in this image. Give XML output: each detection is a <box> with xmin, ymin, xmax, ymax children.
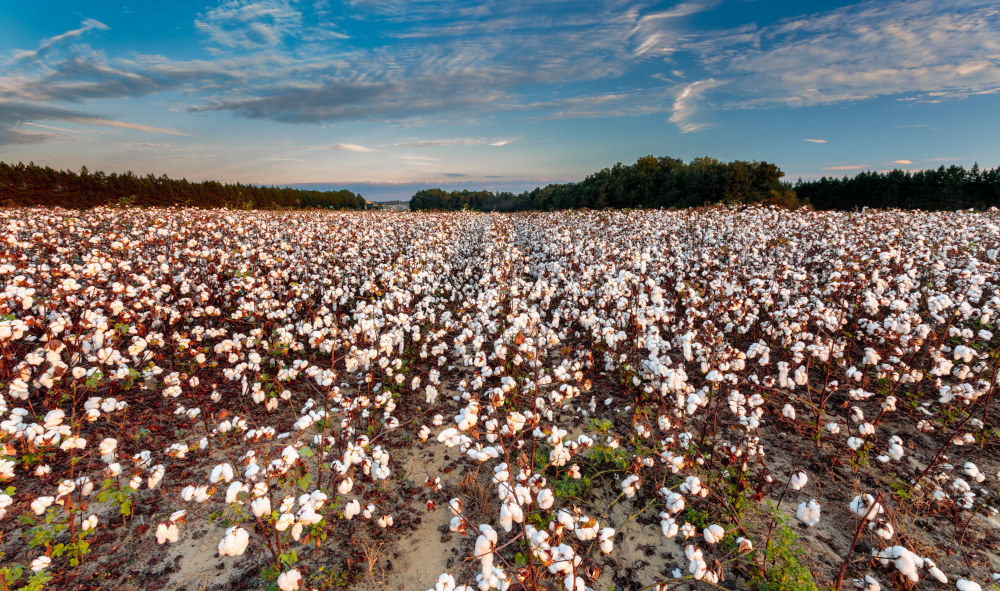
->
<box><xmin>0</xmin><ymin>206</ymin><xmax>997</xmax><ymax>590</ymax></box>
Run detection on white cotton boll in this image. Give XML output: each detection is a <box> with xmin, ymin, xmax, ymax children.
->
<box><xmin>418</xmin><ymin>425</ymin><xmax>431</xmax><ymax>441</ymax></box>
<box><xmin>863</xmin><ymin>575</ymin><xmax>880</xmax><ymax>591</ymax></box>
<box><xmin>537</xmin><ymin>488</ymin><xmax>554</xmax><ymax>509</ymax></box>
<box><xmin>789</xmin><ymin>471</ymin><xmax>808</xmax><ymax>491</ymax></box>
<box><xmin>344</xmin><ymin>500</ymin><xmax>361</xmax><ymax>520</ymax></box>
<box><xmin>211</xmin><ymin>463</ymin><xmax>235</xmax><ymax>483</ymax></box>
<box><xmin>679</xmin><ymin>476</ymin><xmax>702</xmax><ymax>496</ymax></box>
<box><xmin>887</xmin><ymin>436</ymin><xmax>905</xmax><ymax>461</ymax></box>
<box><xmin>926</xmin><ymin>562</ymin><xmax>947</xmax><ymax>583</ymax></box>
<box><xmin>703</xmin><ymin>524</ymin><xmax>725</xmax><ymax>544</ymax></box>
<box><xmin>251</xmin><ymin>496</ymin><xmax>271</xmax><ymax>518</ymax></box>
<box><xmin>878</xmin><ymin>546</ymin><xmax>923</xmax><ymax>582</ymax></box>
<box><xmin>796</xmin><ymin>500</ymin><xmax>821</xmax><ymax>527</ymax></box>
<box><xmin>663</xmin><ymin>491</ymin><xmax>685</xmax><ymax>514</ymax></box>
<box><xmin>30</xmin><ymin>556</ymin><xmax>51</xmax><ymax>572</ymax></box>
<box><xmin>660</xmin><ymin>513</ymin><xmax>678</xmax><ymax>538</ymax></box>
<box><xmin>218</xmin><ymin>526</ymin><xmax>250</xmax><ymax>556</ymax></box>
<box><xmin>847</xmin><ymin>437</ymin><xmax>864</xmax><ymax>451</ymax></box>
<box><xmin>621</xmin><ymin>474</ymin><xmax>640</xmax><ymax>498</ymax></box>
<box><xmin>378</xmin><ymin>514</ymin><xmax>393</xmax><ymax>528</ymax></box>
<box><xmin>338</xmin><ymin>477</ymin><xmax>353</xmax><ymax>494</ymax></box>
<box><xmin>827</xmin><ymin>422</ymin><xmax>840</xmax><ymax>434</ymax></box>
<box><xmin>433</xmin><ymin>573</ymin><xmax>457</xmax><ymax>591</ymax></box>
<box><xmin>277</xmin><ymin>569</ymin><xmax>302</xmax><ymax>591</ymax></box>
<box><xmin>964</xmin><ymin>462</ymin><xmax>986</xmax><ymax>483</ymax></box>
<box><xmin>850</xmin><ymin>494</ymin><xmax>883</xmax><ymax>520</ymax></box>
<box><xmin>782</xmin><ymin>404</ymin><xmax>796</xmax><ymax>420</ymax></box>
<box><xmin>869</xmin><ymin>519</ymin><xmax>894</xmax><ymax>540</ymax></box>
<box><xmin>226</xmin><ymin>481</ymin><xmax>246</xmax><ymax>504</ymax></box>
<box><xmin>957</xmin><ymin>580</ymin><xmax>982</xmax><ymax>591</ymax></box>
<box><xmin>599</xmin><ymin>527</ymin><xmax>615</xmax><ymax>553</ymax></box>
<box><xmin>156</xmin><ymin>522</ymin><xmax>179</xmax><ymax>544</ymax></box>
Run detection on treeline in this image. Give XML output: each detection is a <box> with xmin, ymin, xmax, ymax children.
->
<box><xmin>794</xmin><ymin>164</ymin><xmax>1000</xmax><ymax>211</ymax></box>
<box><xmin>410</xmin><ymin>156</ymin><xmax>797</xmax><ymax>212</ymax></box>
<box><xmin>0</xmin><ymin>161</ymin><xmax>369</xmax><ymax>210</ymax></box>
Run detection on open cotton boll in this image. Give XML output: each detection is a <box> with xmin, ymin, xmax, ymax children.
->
<box><xmin>156</xmin><ymin>522</ymin><xmax>179</xmax><ymax>544</ymax></box>
<box><xmin>782</xmin><ymin>404</ymin><xmax>796</xmax><ymax>420</ymax></box>
<box><xmin>703</xmin><ymin>524</ymin><xmax>725</xmax><ymax>544</ymax></box>
<box><xmin>599</xmin><ymin>527</ymin><xmax>615</xmax><ymax>553</ymax></box>
<box><xmin>796</xmin><ymin>500</ymin><xmax>821</xmax><ymax>527</ymax></box>
<box><xmin>877</xmin><ymin>546</ymin><xmax>923</xmax><ymax>582</ymax></box>
<box><xmin>957</xmin><ymin>580</ymin><xmax>982</xmax><ymax>591</ymax></box>
<box><xmin>276</xmin><ymin>569</ymin><xmax>302</xmax><ymax>591</ymax></box>
<box><xmin>218</xmin><ymin>526</ymin><xmax>250</xmax><ymax>556</ymax></box>
<box><xmin>789</xmin><ymin>470</ymin><xmax>808</xmax><ymax>491</ymax></box>
<box><xmin>660</xmin><ymin>513</ymin><xmax>679</xmax><ymax>538</ymax></box>
<box><xmin>621</xmin><ymin>474</ymin><xmax>640</xmax><ymax>498</ymax></box>
<box><xmin>850</xmin><ymin>494</ymin><xmax>883</xmax><ymax>520</ymax></box>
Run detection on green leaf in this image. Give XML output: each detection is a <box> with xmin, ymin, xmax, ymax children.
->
<box><xmin>296</xmin><ymin>473</ymin><xmax>313</xmax><ymax>492</ymax></box>
<box><xmin>298</xmin><ymin>447</ymin><xmax>314</xmax><ymax>458</ymax></box>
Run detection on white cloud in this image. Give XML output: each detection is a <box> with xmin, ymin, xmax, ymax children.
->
<box><xmin>14</xmin><ymin>19</ymin><xmax>109</xmax><ymax>61</ymax></box>
<box><xmin>326</xmin><ymin>143</ymin><xmax>377</xmax><ymax>152</ymax></box>
<box><xmin>669</xmin><ymin>79</ymin><xmax>725</xmax><ymax>132</ymax></box>
<box><xmin>803</xmin><ymin>139</ymin><xmax>826</xmax><ymax>143</ymax></box>
<box><xmin>890</xmin><ymin>159</ymin><xmax>913</xmax><ymax>164</ymax></box>
<box><xmin>393</xmin><ymin>137</ymin><xmax>514</xmax><ymax>148</ymax></box>
<box><xmin>692</xmin><ymin>0</ymin><xmax>1000</xmax><ymax>107</ymax></box>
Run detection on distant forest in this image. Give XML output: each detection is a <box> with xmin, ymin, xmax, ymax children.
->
<box><xmin>411</xmin><ymin>156</ymin><xmax>796</xmax><ymax>212</ymax></box>
<box><xmin>410</xmin><ymin>156</ymin><xmax>1000</xmax><ymax>212</ymax></box>
<box><xmin>0</xmin><ymin>161</ymin><xmax>369</xmax><ymax>210</ymax></box>
<box><xmin>793</xmin><ymin>164</ymin><xmax>999</xmax><ymax>211</ymax></box>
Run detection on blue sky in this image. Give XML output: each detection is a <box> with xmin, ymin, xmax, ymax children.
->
<box><xmin>1</xmin><ymin>0</ymin><xmax>998</xmax><ymax>200</ymax></box>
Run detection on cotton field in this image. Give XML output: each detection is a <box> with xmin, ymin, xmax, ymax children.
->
<box><xmin>0</xmin><ymin>206</ymin><xmax>998</xmax><ymax>591</ymax></box>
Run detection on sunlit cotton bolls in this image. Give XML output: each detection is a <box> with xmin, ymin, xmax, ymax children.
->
<box><xmin>795</xmin><ymin>500</ymin><xmax>821</xmax><ymax>527</ymax></box>
<box><xmin>218</xmin><ymin>526</ymin><xmax>250</xmax><ymax>556</ymax></box>
<box><xmin>277</xmin><ymin>569</ymin><xmax>302</xmax><ymax>591</ymax></box>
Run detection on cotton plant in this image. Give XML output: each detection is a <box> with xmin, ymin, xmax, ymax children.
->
<box><xmin>0</xmin><ymin>206</ymin><xmax>997</xmax><ymax>590</ymax></box>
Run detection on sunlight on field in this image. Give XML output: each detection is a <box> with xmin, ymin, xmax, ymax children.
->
<box><xmin>0</xmin><ymin>206</ymin><xmax>998</xmax><ymax>591</ymax></box>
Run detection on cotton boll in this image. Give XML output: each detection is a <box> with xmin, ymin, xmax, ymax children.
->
<box><xmin>660</xmin><ymin>513</ymin><xmax>678</xmax><ymax>538</ymax></box>
<box><xmin>251</xmin><ymin>496</ymin><xmax>272</xmax><ymax>517</ymax></box>
<box><xmin>703</xmin><ymin>524</ymin><xmax>725</xmax><ymax>544</ymax></box>
<box><xmin>599</xmin><ymin>527</ymin><xmax>615</xmax><ymax>553</ymax></box>
<box><xmin>276</xmin><ymin>569</ymin><xmax>302</xmax><ymax>591</ymax></box>
<box><xmin>537</xmin><ymin>488</ymin><xmax>554</xmax><ymax>509</ymax></box>
<box><xmin>957</xmin><ymin>580</ymin><xmax>982</xmax><ymax>591</ymax></box>
<box><xmin>795</xmin><ymin>500</ymin><xmax>821</xmax><ymax>527</ymax></box>
<box><xmin>849</xmin><ymin>494</ymin><xmax>883</xmax><ymax>520</ymax></box>
<box><xmin>789</xmin><ymin>470</ymin><xmax>808</xmax><ymax>491</ymax></box>
<box><xmin>156</xmin><ymin>522</ymin><xmax>179</xmax><ymax>544</ymax></box>
<box><xmin>218</xmin><ymin>526</ymin><xmax>250</xmax><ymax>556</ymax></box>
<box><xmin>782</xmin><ymin>404</ymin><xmax>796</xmax><ymax>420</ymax></box>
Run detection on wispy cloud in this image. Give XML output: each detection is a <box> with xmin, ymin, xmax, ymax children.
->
<box><xmin>13</xmin><ymin>18</ymin><xmax>109</xmax><ymax>61</ymax></box>
<box><xmin>890</xmin><ymin>160</ymin><xmax>913</xmax><ymax>164</ymax></box>
<box><xmin>326</xmin><ymin>143</ymin><xmax>376</xmax><ymax>152</ymax></box>
<box><xmin>398</xmin><ymin>155</ymin><xmax>440</xmax><ymax>161</ymax></box>
<box><xmin>803</xmin><ymin>139</ymin><xmax>826</xmax><ymax>143</ymax></box>
<box><xmin>669</xmin><ymin>79</ymin><xmax>725</xmax><ymax>132</ymax></box>
<box><xmin>691</xmin><ymin>0</ymin><xmax>1000</xmax><ymax>108</ymax></box>
<box><xmin>0</xmin><ymin>102</ymin><xmax>189</xmax><ymax>146</ymax></box>
<box><xmin>394</xmin><ymin>137</ymin><xmax>514</xmax><ymax>148</ymax></box>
